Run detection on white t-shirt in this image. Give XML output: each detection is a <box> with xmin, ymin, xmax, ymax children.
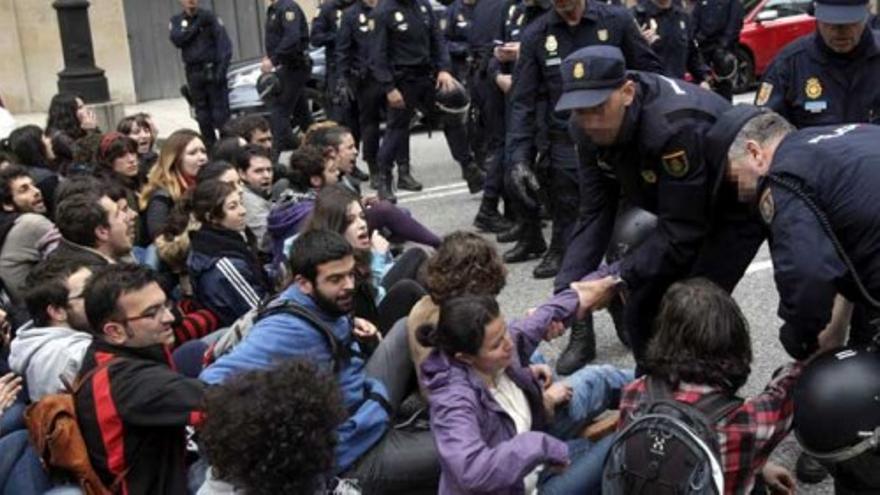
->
<box><xmin>490</xmin><ymin>372</ymin><xmax>540</xmax><ymax>495</ymax></box>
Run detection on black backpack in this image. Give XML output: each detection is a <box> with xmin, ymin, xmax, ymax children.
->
<box><xmin>602</xmin><ymin>377</ymin><xmax>743</xmax><ymax>495</ymax></box>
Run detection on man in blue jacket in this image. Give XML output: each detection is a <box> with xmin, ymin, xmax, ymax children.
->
<box><xmin>200</xmin><ymin>229</ymin><xmax>439</xmax><ymax>493</ymax></box>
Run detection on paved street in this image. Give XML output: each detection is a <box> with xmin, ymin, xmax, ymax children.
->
<box><xmin>395</xmin><ymin>95</ymin><xmax>833</xmax><ymax>492</ymax></box>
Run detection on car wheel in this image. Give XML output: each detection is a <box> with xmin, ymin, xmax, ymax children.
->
<box><xmin>732</xmin><ymin>46</ymin><xmax>756</xmax><ymax>94</ymax></box>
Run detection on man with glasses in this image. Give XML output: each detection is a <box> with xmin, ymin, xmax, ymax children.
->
<box><xmin>74</xmin><ymin>264</ymin><xmax>205</xmax><ymax>495</ymax></box>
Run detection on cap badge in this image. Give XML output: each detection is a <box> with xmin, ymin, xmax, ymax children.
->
<box><xmin>573</xmin><ymin>62</ymin><xmax>585</xmax><ymax>79</ymax></box>
<box><xmin>805</xmin><ymin>77</ymin><xmax>823</xmax><ymax>100</ymax></box>
<box><xmin>661</xmin><ymin>150</ymin><xmax>689</xmax><ymax>178</ymax></box>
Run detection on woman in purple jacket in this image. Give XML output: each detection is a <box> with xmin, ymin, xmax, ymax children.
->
<box><xmin>418</xmin><ymin>293</ymin><xmax>633</xmax><ymax>495</ymax></box>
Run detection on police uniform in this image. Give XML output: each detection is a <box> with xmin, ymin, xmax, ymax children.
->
<box><xmin>169</xmin><ymin>7</ymin><xmax>232</xmax><ymax>150</ymax></box>
<box><xmin>311</xmin><ymin>0</ymin><xmax>351</xmax><ymax>122</ymax></box>
<box><xmin>444</xmin><ymin>0</ymin><xmax>475</xmax><ymax>81</ymax></box>
<box><xmin>632</xmin><ymin>0</ymin><xmax>709</xmax><ymax>81</ymax></box>
<box><xmin>555</xmin><ymin>47</ymin><xmax>764</xmax><ymax>361</ymax></box>
<box><xmin>372</xmin><ymin>0</ymin><xmax>482</xmax><ymax>201</ymax></box>
<box><xmin>508</xmin><ymin>1</ymin><xmax>663</xmax><ymax>278</ymax></box>
<box><xmin>265</xmin><ymin>0</ymin><xmax>311</xmax><ymax>158</ymax></box>
<box><xmin>756</xmin><ymin>29</ymin><xmax>880</xmax><ymax>128</ymax></box>
<box><xmin>691</xmin><ymin>0</ymin><xmax>743</xmax><ymax>100</ymax></box>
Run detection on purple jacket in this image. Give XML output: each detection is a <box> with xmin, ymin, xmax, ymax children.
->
<box><xmin>420</xmin><ymin>288</ymin><xmax>581</xmax><ymax>495</ymax></box>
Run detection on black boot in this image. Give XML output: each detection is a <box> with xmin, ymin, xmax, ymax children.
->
<box><xmin>795</xmin><ymin>453</ymin><xmax>828</xmax><ymax>484</ymax></box>
<box><xmin>351</xmin><ymin>165</ymin><xmax>370</xmax><ymax>182</ymax></box>
<box><xmin>377</xmin><ymin>170</ymin><xmax>397</xmax><ymax>203</ymax></box>
<box><xmin>503</xmin><ymin>222</ymin><xmax>546</xmax><ymax>263</ymax></box>
<box><xmin>462</xmin><ymin>164</ymin><xmax>485</xmax><ymax>194</ymax></box>
<box><xmin>532</xmin><ymin>248</ymin><xmax>563</xmax><ymax>279</ymax></box>
<box><xmin>367</xmin><ymin>162</ymin><xmax>379</xmax><ymax>190</ymax></box>
<box><xmin>556</xmin><ymin>319</ymin><xmax>597</xmax><ymax>375</ymax></box>
<box><xmin>397</xmin><ymin>162</ymin><xmax>423</xmax><ymax>191</ymax></box>
<box><xmin>474</xmin><ymin>196</ymin><xmax>515</xmax><ymax>233</ymax></box>
<box><xmin>496</xmin><ymin>222</ymin><xmax>523</xmax><ymax>244</ymax></box>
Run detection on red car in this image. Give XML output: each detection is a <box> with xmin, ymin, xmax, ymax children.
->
<box><xmin>733</xmin><ymin>0</ymin><xmax>816</xmax><ymax>93</ymax></box>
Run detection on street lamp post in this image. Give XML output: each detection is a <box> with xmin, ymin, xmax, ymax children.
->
<box><xmin>53</xmin><ymin>0</ymin><xmax>110</xmax><ymax>103</ymax></box>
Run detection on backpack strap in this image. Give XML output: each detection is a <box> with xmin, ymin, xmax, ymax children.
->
<box><xmin>64</xmin><ymin>357</ymin><xmax>125</xmax><ymax>395</ymax></box>
<box><xmin>693</xmin><ymin>391</ymin><xmax>744</xmax><ymax>424</ymax></box>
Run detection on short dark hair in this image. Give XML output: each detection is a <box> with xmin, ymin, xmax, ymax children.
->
<box><xmin>233</xmin><ymin>115</ymin><xmax>271</xmax><ymax>143</ymax></box>
<box><xmin>0</xmin><ymin>165</ymin><xmax>33</xmax><ymax>209</ymax></box>
<box><xmin>84</xmin><ymin>264</ymin><xmax>158</xmax><ymax>333</ymax></box>
<box><xmin>196</xmin><ymin>160</ymin><xmax>237</xmax><ymax>183</ymax></box>
<box><xmin>417</xmin><ymin>295</ymin><xmax>500</xmax><ymax>356</ymax></box>
<box><xmin>288</xmin><ymin>229</ymin><xmax>353</xmax><ymax>283</ymax></box>
<box><xmin>7</xmin><ymin>125</ymin><xmax>50</xmax><ymax>168</ymax></box>
<box><xmin>644</xmin><ymin>278</ymin><xmax>753</xmax><ymax>393</ymax></box>
<box><xmin>23</xmin><ymin>257</ymin><xmax>92</xmax><ymax>327</ymax></box>
<box><xmin>234</xmin><ymin>144</ymin><xmax>271</xmax><ymax>173</ymax></box>
<box><xmin>426</xmin><ymin>231</ymin><xmax>507</xmax><ymax>304</ymax></box>
<box><xmin>55</xmin><ymin>175</ymin><xmax>127</xmax><ymax>205</ymax></box>
<box><xmin>303</xmin><ymin>124</ymin><xmax>351</xmax><ymax>152</ymax></box>
<box><xmin>191</xmin><ymin>179</ymin><xmax>239</xmax><ymax>225</ymax></box>
<box><xmin>96</xmin><ymin>132</ymin><xmax>138</xmax><ymax>172</ymax></box>
<box><xmin>210</xmin><ymin>137</ymin><xmax>244</xmax><ymax>164</ymax></box>
<box><xmin>200</xmin><ymin>359</ymin><xmax>346</xmax><ymax>494</ymax></box>
<box><xmin>287</xmin><ymin>145</ymin><xmax>327</xmax><ymax>190</ymax></box>
<box><xmin>56</xmin><ymin>192</ymin><xmax>108</xmax><ymax>248</ymax></box>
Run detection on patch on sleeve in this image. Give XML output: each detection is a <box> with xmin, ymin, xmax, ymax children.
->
<box><xmin>759</xmin><ymin>187</ymin><xmax>774</xmax><ymax>224</ymax></box>
<box><xmin>661</xmin><ymin>150</ymin><xmax>689</xmax><ymax>178</ymax></box>
<box><xmin>755</xmin><ymin>82</ymin><xmax>773</xmax><ymax>106</ymax></box>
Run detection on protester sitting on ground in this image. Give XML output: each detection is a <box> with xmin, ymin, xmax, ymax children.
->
<box><xmin>303</xmin><ymin>185</ymin><xmax>428</xmax><ymax>336</ymax></box>
<box><xmin>201</xmin><ymin>229</ymin><xmax>441</xmax><ymax>494</ymax></box>
<box><xmin>226</xmin><ymin>114</ymin><xmax>273</xmax><ymax>153</ymax></box>
<box><xmin>140</xmin><ymin>129</ymin><xmax>208</xmax><ymax>241</ymax></box>
<box><xmin>48</xmin><ymin>190</ymin><xmax>135</xmax><ymax>266</ymax></box>
<box><xmin>45</xmin><ymin>93</ymin><xmax>99</xmax><ymax>179</ymax></box>
<box><xmin>94</xmin><ymin>132</ymin><xmax>145</xmax><ymax>244</ymax></box>
<box><xmin>75</xmin><ymin>263</ymin><xmax>206</xmax><ymax>495</ymax></box>
<box><xmin>210</xmin><ymin>136</ymin><xmax>245</xmax><ymax>164</ymax></box>
<box><xmin>419</xmin><ymin>292</ymin><xmax>632</xmax><ymax>495</ymax></box>
<box><xmin>8</xmin><ymin>257</ymin><xmax>93</xmax><ymax>402</ymax></box>
<box><xmin>407</xmin><ymin>231</ymin><xmax>507</xmax><ymax>392</ymax></box>
<box><xmin>617</xmin><ymin>278</ymin><xmax>843</xmax><ymax>494</ymax></box>
<box><xmin>117</xmin><ymin>113</ymin><xmax>158</xmax><ymax>179</ymax></box>
<box><xmin>234</xmin><ymin>145</ymin><xmax>275</xmax><ymax>252</ymax></box>
<box><xmin>2</xmin><ymin>125</ymin><xmax>60</xmax><ymax>216</ymax></box>
<box><xmin>187</xmin><ymin>179</ymin><xmax>270</xmax><ymax>326</ymax></box>
<box><xmin>0</xmin><ymin>166</ymin><xmax>60</xmax><ymax>304</ymax></box>
<box><xmin>307</xmin><ymin>124</ymin><xmax>441</xmax><ymax>248</ymax></box>
<box><xmin>198</xmin><ymin>359</ymin><xmax>348</xmax><ymax>495</ymax></box>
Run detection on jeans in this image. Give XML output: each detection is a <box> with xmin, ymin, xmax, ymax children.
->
<box><xmin>0</xmin><ymin>430</ymin><xmax>51</xmax><ymax>495</ymax></box>
<box><xmin>539</xmin><ymin>435</ymin><xmax>615</xmax><ymax>495</ymax></box>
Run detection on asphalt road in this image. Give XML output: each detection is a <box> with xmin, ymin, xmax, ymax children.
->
<box><xmin>383</xmin><ymin>90</ymin><xmax>835</xmax><ymax>494</ymax></box>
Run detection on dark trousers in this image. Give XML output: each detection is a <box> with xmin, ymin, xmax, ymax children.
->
<box><xmin>347</xmin><ymin>320</ymin><xmax>440</xmax><ymax>494</ymax></box>
<box><xmin>186</xmin><ymin>65</ymin><xmax>230</xmax><ymax>150</ymax></box>
<box><xmin>268</xmin><ymin>64</ymin><xmax>310</xmax><ymax>159</ymax></box>
<box><xmin>546</xmin><ymin>141</ymin><xmax>581</xmax><ymax>252</ymax></box>
<box><xmin>469</xmin><ymin>68</ymin><xmax>506</xmax><ymax>199</ymax></box>
<box><xmin>376</xmin><ymin>72</ymin><xmax>471</xmax><ymax>176</ymax></box>
<box><xmin>352</xmin><ymin>77</ymin><xmax>409</xmax><ymax>167</ymax></box>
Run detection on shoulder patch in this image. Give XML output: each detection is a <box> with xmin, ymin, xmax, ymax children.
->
<box><xmin>755</xmin><ymin>82</ymin><xmax>773</xmax><ymax>106</ymax></box>
<box><xmin>661</xmin><ymin>150</ymin><xmax>689</xmax><ymax>178</ymax></box>
<box><xmin>759</xmin><ymin>187</ymin><xmax>774</xmax><ymax>224</ymax></box>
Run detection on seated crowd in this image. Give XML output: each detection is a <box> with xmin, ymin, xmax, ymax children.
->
<box><xmin>0</xmin><ymin>95</ymin><xmax>836</xmax><ymax>495</ymax></box>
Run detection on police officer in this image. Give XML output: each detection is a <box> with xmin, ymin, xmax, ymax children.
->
<box><xmin>691</xmin><ymin>0</ymin><xmax>743</xmax><ymax>100</ymax></box>
<box><xmin>756</xmin><ymin>0</ymin><xmax>880</xmax><ymax>128</ymax></box>
<box><xmin>507</xmin><ymin>0</ymin><xmax>662</xmax><ymax>283</ymax></box>
<box><xmin>556</xmin><ymin>46</ymin><xmax>764</xmax><ymax>369</ymax></box>
<box><xmin>311</xmin><ymin>0</ymin><xmax>351</xmax><ymax>122</ymax></box>
<box><xmin>444</xmin><ymin>0</ymin><xmax>474</xmax><ymax>81</ymax></box>
<box><xmin>262</xmin><ymin>0</ymin><xmax>310</xmax><ymax>160</ymax></box>
<box><xmin>632</xmin><ymin>0</ymin><xmax>710</xmax><ymax>82</ymax></box>
<box><xmin>372</xmin><ymin>0</ymin><xmax>486</xmax><ymax>202</ymax></box>
<box><xmin>170</xmin><ymin>0</ymin><xmax>232</xmax><ymax>150</ymax></box>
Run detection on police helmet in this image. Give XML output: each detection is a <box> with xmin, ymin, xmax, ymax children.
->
<box><xmin>794</xmin><ymin>346</ymin><xmax>880</xmax><ymax>464</ymax></box>
<box><xmin>257</xmin><ymin>73</ymin><xmax>283</xmax><ymax>104</ymax></box>
<box><xmin>435</xmin><ymin>79</ymin><xmax>470</xmax><ymax>116</ymax></box>
<box><xmin>711</xmin><ymin>49</ymin><xmax>738</xmax><ymax>81</ymax></box>
<box><xmin>606</xmin><ymin>207</ymin><xmax>657</xmax><ymax>263</ymax></box>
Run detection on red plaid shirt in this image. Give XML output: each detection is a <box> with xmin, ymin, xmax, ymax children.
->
<box><xmin>618</xmin><ymin>363</ymin><xmax>804</xmax><ymax>495</ymax></box>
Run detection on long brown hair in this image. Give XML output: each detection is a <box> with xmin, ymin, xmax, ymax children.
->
<box><xmin>139</xmin><ymin>129</ymin><xmax>201</xmax><ymax>209</ymax></box>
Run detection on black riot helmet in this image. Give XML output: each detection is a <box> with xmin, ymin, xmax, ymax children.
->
<box><xmin>606</xmin><ymin>207</ymin><xmax>658</xmax><ymax>263</ymax></box>
<box><xmin>256</xmin><ymin>72</ymin><xmax>283</xmax><ymax>104</ymax></box>
<box><xmin>435</xmin><ymin>78</ymin><xmax>470</xmax><ymax>116</ymax></box>
<box><xmin>794</xmin><ymin>345</ymin><xmax>880</xmax><ymax>488</ymax></box>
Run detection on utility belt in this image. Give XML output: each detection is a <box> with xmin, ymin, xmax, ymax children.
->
<box><xmin>392</xmin><ymin>64</ymin><xmax>434</xmax><ymax>82</ymax></box>
<box><xmin>276</xmin><ymin>53</ymin><xmax>311</xmax><ymax>71</ymax></box>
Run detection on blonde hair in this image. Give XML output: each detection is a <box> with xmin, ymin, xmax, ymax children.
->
<box><xmin>139</xmin><ymin>129</ymin><xmax>201</xmax><ymax>210</ymax></box>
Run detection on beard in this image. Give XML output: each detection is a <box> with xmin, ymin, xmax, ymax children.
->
<box><xmin>312</xmin><ymin>287</ymin><xmax>354</xmax><ymax>317</ymax></box>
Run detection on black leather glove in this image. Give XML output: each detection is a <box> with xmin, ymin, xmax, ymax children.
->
<box><xmin>780</xmin><ymin>322</ymin><xmax>818</xmax><ymax>360</ymax></box>
<box><xmin>509</xmin><ymin>161</ymin><xmax>541</xmax><ymax>210</ymax></box>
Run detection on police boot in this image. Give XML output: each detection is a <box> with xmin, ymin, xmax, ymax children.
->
<box><xmin>462</xmin><ymin>164</ymin><xmax>485</xmax><ymax>194</ymax></box>
<box><xmin>503</xmin><ymin>221</ymin><xmax>546</xmax><ymax>263</ymax></box>
<box><xmin>496</xmin><ymin>221</ymin><xmax>523</xmax><ymax>244</ymax></box>
<box><xmin>367</xmin><ymin>162</ymin><xmax>380</xmax><ymax>190</ymax></box>
<box><xmin>351</xmin><ymin>165</ymin><xmax>370</xmax><ymax>182</ymax></box>
<box><xmin>474</xmin><ymin>196</ymin><xmax>515</xmax><ymax>233</ymax></box>
<box><xmin>397</xmin><ymin>163</ymin><xmax>423</xmax><ymax>192</ymax></box>
<box><xmin>795</xmin><ymin>452</ymin><xmax>828</xmax><ymax>484</ymax></box>
<box><xmin>378</xmin><ymin>171</ymin><xmax>397</xmax><ymax>204</ymax></box>
<box><xmin>556</xmin><ymin>319</ymin><xmax>597</xmax><ymax>375</ymax></box>
<box><xmin>532</xmin><ymin>247</ymin><xmax>563</xmax><ymax>279</ymax></box>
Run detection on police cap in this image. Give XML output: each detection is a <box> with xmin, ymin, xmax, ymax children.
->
<box><xmin>815</xmin><ymin>0</ymin><xmax>869</xmax><ymax>24</ymax></box>
<box><xmin>555</xmin><ymin>46</ymin><xmax>626</xmax><ymax>112</ymax></box>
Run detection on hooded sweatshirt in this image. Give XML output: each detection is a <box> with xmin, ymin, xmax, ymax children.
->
<box><xmin>8</xmin><ymin>322</ymin><xmax>93</xmax><ymax>401</ymax></box>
